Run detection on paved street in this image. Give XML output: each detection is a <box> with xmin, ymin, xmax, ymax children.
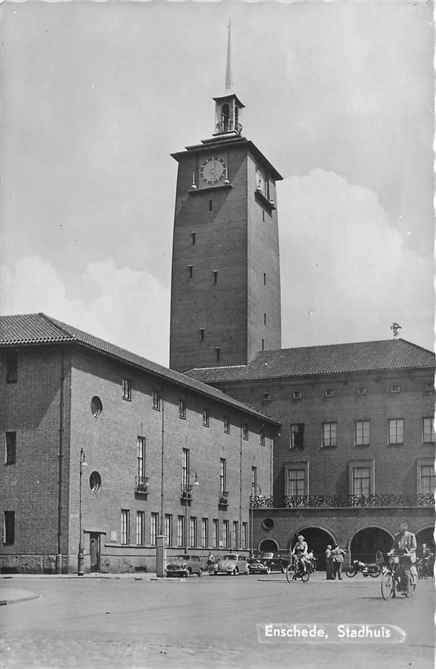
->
<box><xmin>0</xmin><ymin>573</ymin><xmax>433</xmax><ymax>669</ymax></box>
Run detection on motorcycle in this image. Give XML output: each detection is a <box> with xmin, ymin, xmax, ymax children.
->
<box><xmin>346</xmin><ymin>560</ymin><xmax>381</xmax><ymax>578</ymax></box>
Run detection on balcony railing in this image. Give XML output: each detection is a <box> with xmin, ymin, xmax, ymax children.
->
<box><xmin>135</xmin><ymin>475</ymin><xmax>149</xmax><ymax>495</ymax></box>
<box><xmin>279</xmin><ymin>494</ymin><xmax>434</xmax><ymax>509</ymax></box>
<box><xmin>219</xmin><ymin>490</ymin><xmax>229</xmax><ymax>509</ymax></box>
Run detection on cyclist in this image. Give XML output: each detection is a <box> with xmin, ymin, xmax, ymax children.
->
<box><xmin>389</xmin><ymin>521</ymin><xmax>417</xmax><ymax>595</ymax></box>
<box><xmin>292</xmin><ymin>535</ymin><xmax>309</xmax><ymax>575</ymax></box>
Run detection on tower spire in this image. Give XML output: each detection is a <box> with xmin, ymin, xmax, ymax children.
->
<box><xmin>225</xmin><ymin>19</ymin><xmax>232</xmax><ymax>91</ymax></box>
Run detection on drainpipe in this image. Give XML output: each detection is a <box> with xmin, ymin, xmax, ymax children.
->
<box><xmin>56</xmin><ymin>348</ymin><xmax>65</xmax><ymax>574</ymax></box>
<box><xmin>239</xmin><ymin>422</ymin><xmax>242</xmax><ymax>550</ymax></box>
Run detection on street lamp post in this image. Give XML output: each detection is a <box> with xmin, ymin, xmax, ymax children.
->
<box><xmin>182</xmin><ymin>473</ymin><xmax>199</xmax><ymax>553</ymax></box>
<box><xmin>77</xmin><ymin>448</ymin><xmax>87</xmax><ymax>576</ymax></box>
<box><xmin>250</xmin><ymin>484</ymin><xmax>262</xmax><ymax>558</ymax></box>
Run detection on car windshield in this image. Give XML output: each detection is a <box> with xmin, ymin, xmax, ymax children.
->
<box><xmin>223</xmin><ymin>555</ymin><xmax>237</xmax><ymax>560</ymax></box>
<box><xmin>173</xmin><ymin>555</ymin><xmax>189</xmax><ymax>561</ymax></box>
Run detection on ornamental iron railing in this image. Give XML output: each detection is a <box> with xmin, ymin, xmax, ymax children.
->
<box><xmin>249</xmin><ymin>493</ymin><xmax>433</xmax><ymax>509</ymax></box>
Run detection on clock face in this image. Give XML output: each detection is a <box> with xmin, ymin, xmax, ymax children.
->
<box><xmin>200</xmin><ymin>157</ymin><xmax>226</xmax><ymax>184</ymax></box>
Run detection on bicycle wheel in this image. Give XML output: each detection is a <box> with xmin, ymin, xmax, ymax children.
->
<box><xmin>285</xmin><ymin>565</ymin><xmax>294</xmax><ymax>584</ymax></box>
<box><xmin>380</xmin><ymin>572</ymin><xmax>394</xmax><ymax>600</ymax></box>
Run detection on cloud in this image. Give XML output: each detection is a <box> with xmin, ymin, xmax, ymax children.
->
<box><xmin>278</xmin><ymin>169</ymin><xmax>433</xmax><ymax>349</ymax></box>
<box><xmin>0</xmin><ymin>257</ymin><xmax>170</xmax><ymax>365</ymax></box>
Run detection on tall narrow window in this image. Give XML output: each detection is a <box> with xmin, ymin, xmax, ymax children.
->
<box><xmin>321</xmin><ymin>422</ymin><xmax>337</xmax><ymax>448</ymax></box>
<box><xmin>5</xmin><ymin>432</ymin><xmax>16</xmax><ymax>465</ymax></box>
<box><xmin>182</xmin><ymin>448</ymin><xmax>190</xmax><ymax>489</ymax></box>
<box><xmin>242</xmin><ymin>522</ymin><xmax>248</xmax><ymax>549</ymax></box>
<box><xmin>179</xmin><ymin>399</ymin><xmax>186</xmax><ymax>419</ymax></box>
<box><xmin>262</xmin><ymin>209</ymin><xmax>265</xmax><ymax>222</ymax></box>
<box><xmin>260</xmin><ymin>429</ymin><xmax>265</xmax><ymax>447</ymax></box>
<box><xmin>189</xmin><ymin>517</ymin><xmax>197</xmax><ymax>548</ymax></box>
<box><xmin>200</xmin><ymin>328</ymin><xmax>205</xmax><ymax>342</ymax></box>
<box><xmin>150</xmin><ymin>512</ymin><xmax>159</xmax><ymax>546</ymax></box>
<box><xmin>263</xmin><ymin>313</ymin><xmax>267</xmax><ymax>326</ymax></box>
<box><xmin>215</xmin><ymin>347</ymin><xmax>221</xmax><ymax>363</ymax></box>
<box><xmin>137</xmin><ymin>436</ymin><xmax>146</xmax><ymax>482</ymax></box>
<box><xmin>233</xmin><ymin>521</ymin><xmax>239</xmax><ymax>549</ymax></box>
<box><xmin>251</xmin><ymin>466</ymin><xmax>257</xmax><ymax>493</ymax></box>
<box><xmin>201</xmin><ymin>518</ymin><xmax>208</xmax><ymax>548</ymax></box>
<box><xmin>6</xmin><ymin>351</ymin><xmax>17</xmax><ymax>384</ymax></box>
<box><xmin>261</xmin><ymin>338</ymin><xmax>265</xmax><ymax>351</ymax></box>
<box><xmin>209</xmin><ymin>199</ymin><xmax>213</xmax><ymax>212</ymax></box>
<box><xmin>152</xmin><ymin>391</ymin><xmax>160</xmax><ymax>411</ymax></box>
<box><xmin>213</xmin><ymin>270</ymin><xmax>218</xmax><ymax>284</ymax></box>
<box><xmin>177</xmin><ymin>516</ymin><xmax>185</xmax><ymax>547</ymax></box>
<box><xmin>223</xmin><ymin>417</ymin><xmax>230</xmax><ymax>434</ymax></box>
<box><xmin>242</xmin><ymin>423</ymin><xmax>249</xmax><ymax>441</ymax></box>
<box><xmin>355</xmin><ymin>421</ymin><xmax>370</xmax><ymax>446</ymax></box>
<box><xmin>202</xmin><ymin>409</ymin><xmax>209</xmax><ymax>427</ymax></box>
<box><xmin>290</xmin><ymin>424</ymin><xmax>304</xmax><ymax>450</ymax></box>
<box><xmin>165</xmin><ymin>514</ymin><xmax>173</xmax><ymax>547</ymax></box>
<box><xmin>121</xmin><ymin>509</ymin><xmax>130</xmax><ymax>545</ymax></box>
<box><xmin>388</xmin><ymin>418</ymin><xmax>404</xmax><ymax>445</ymax></box>
<box><xmin>223</xmin><ymin>520</ymin><xmax>230</xmax><ymax>548</ymax></box>
<box><xmin>213</xmin><ymin>519</ymin><xmax>219</xmax><ymax>548</ymax></box>
<box><xmin>122</xmin><ymin>378</ymin><xmax>132</xmax><ymax>401</ymax></box>
<box><xmin>263</xmin><ymin>273</ymin><xmax>266</xmax><ymax>285</ymax></box>
<box><xmin>191</xmin><ymin>232</ymin><xmax>196</xmax><ymax>245</ymax></box>
<box><xmin>136</xmin><ymin>511</ymin><xmax>145</xmax><ymax>545</ymax></box>
<box><xmin>187</xmin><ymin>265</ymin><xmax>193</xmax><ymax>278</ymax></box>
<box><xmin>219</xmin><ymin>458</ymin><xmax>227</xmax><ymax>495</ymax></box>
<box><xmin>3</xmin><ymin>511</ymin><xmax>14</xmax><ymax>545</ymax></box>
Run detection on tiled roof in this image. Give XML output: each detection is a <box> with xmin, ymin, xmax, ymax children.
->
<box><xmin>0</xmin><ymin>313</ymin><xmax>278</xmax><ymax>425</ymax></box>
<box><xmin>187</xmin><ymin>339</ymin><xmax>435</xmax><ymax>384</ymax></box>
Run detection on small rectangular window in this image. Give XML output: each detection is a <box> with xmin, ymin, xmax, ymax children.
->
<box><xmin>263</xmin><ymin>313</ymin><xmax>267</xmax><ymax>326</ymax></box>
<box><xmin>219</xmin><ymin>458</ymin><xmax>227</xmax><ymax>495</ymax></box>
<box><xmin>189</xmin><ymin>517</ymin><xmax>197</xmax><ymax>548</ymax></box>
<box><xmin>260</xmin><ymin>430</ymin><xmax>266</xmax><ymax>447</ymax></box>
<box><xmin>322</xmin><ymin>422</ymin><xmax>337</xmax><ymax>448</ymax></box>
<box><xmin>261</xmin><ymin>338</ymin><xmax>265</xmax><ymax>351</ymax></box>
<box><xmin>355</xmin><ymin>420</ymin><xmax>370</xmax><ymax>446</ymax></box>
<box><xmin>390</xmin><ymin>384</ymin><xmax>401</xmax><ymax>393</ymax></box>
<box><xmin>122</xmin><ymin>377</ymin><xmax>132</xmax><ymax>401</ymax></box>
<box><xmin>191</xmin><ymin>232</ymin><xmax>196</xmax><ymax>245</ymax></box>
<box><xmin>242</xmin><ymin>423</ymin><xmax>249</xmax><ymax>441</ymax></box>
<box><xmin>136</xmin><ymin>511</ymin><xmax>145</xmax><ymax>546</ymax></box>
<box><xmin>209</xmin><ymin>199</ymin><xmax>213</xmax><ymax>212</ymax></box>
<box><xmin>291</xmin><ymin>391</ymin><xmax>303</xmax><ymax>401</ymax></box>
<box><xmin>215</xmin><ymin>347</ymin><xmax>221</xmax><ymax>362</ymax></box>
<box><xmin>152</xmin><ymin>391</ymin><xmax>160</xmax><ymax>411</ymax></box>
<box><xmin>242</xmin><ymin>522</ymin><xmax>248</xmax><ymax>550</ymax></box>
<box><xmin>200</xmin><ymin>328</ymin><xmax>205</xmax><ymax>342</ymax></box>
<box><xmin>262</xmin><ymin>209</ymin><xmax>265</xmax><ymax>222</ymax></box>
<box><xmin>137</xmin><ymin>436</ymin><xmax>146</xmax><ymax>480</ymax></box>
<box><xmin>121</xmin><ymin>509</ymin><xmax>130</xmax><ymax>545</ymax></box>
<box><xmin>324</xmin><ymin>389</ymin><xmax>335</xmax><ymax>398</ymax></box>
<box><xmin>150</xmin><ymin>512</ymin><xmax>159</xmax><ymax>546</ymax></box>
<box><xmin>202</xmin><ymin>409</ymin><xmax>209</xmax><ymax>427</ymax></box>
<box><xmin>418</xmin><ymin>464</ymin><xmax>435</xmax><ymax>494</ymax></box>
<box><xmin>5</xmin><ymin>432</ymin><xmax>16</xmax><ymax>465</ymax></box>
<box><xmin>223</xmin><ymin>520</ymin><xmax>230</xmax><ymax>548</ymax></box>
<box><xmin>213</xmin><ymin>519</ymin><xmax>219</xmax><ymax>548</ymax></box>
<box><xmin>224</xmin><ymin>417</ymin><xmax>230</xmax><ymax>434</ymax></box>
<box><xmin>213</xmin><ymin>270</ymin><xmax>218</xmax><ymax>284</ymax></box>
<box><xmin>3</xmin><ymin>511</ymin><xmax>14</xmax><ymax>545</ymax></box>
<box><xmin>187</xmin><ymin>265</ymin><xmax>193</xmax><ymax>278</ymax></box>
<box><xmin>263</xmin><ymin>273</ymin><xmax>266</xmax><ymax>285</ymax></box>
<box><xmin>6</xmin><ymin>351</ymin><xmax>18</xmax><ymax>384</ymax></box>
<box><xmin>251</xmin><ymin>466</ymin><xmax>257</xmax><ymax>494</ymax></box>
<box><xmin>179</xmin><ymin>399</ymin><xmax>186</xmax><ymax>419</ymax></box>
<box><xmin>233</xmin><ymin>521</ymin><xmax>239</xmax><ymax>549</ymax></box>
<box><xmin>182</xmin><ymin>448</ymin><xmax>190</xmax><ymax>488</ymax></box>
<box><xmin>201</xmin><ymin>518</ymin><xmax>208</xmax><ymax>548</ymax></box>
<box><xmin>290</xmin><ymin>424</ymin><xmax>304</xmax><ymax>450</ymax></box>
<box><xmin>388</xmin><ymin>418</ymin><xmax>404</xmax><ymax>445</ymax></box>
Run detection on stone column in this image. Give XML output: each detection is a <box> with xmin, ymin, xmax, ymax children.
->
<box><xmin>155</xmin><ymin>535</ymin><xmax>167</xmax><ymax>577</ymax></box>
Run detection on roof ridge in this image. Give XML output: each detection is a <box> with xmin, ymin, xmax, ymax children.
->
<box><xmin>38</xmin><ymin>313</ymin><xmax>76</xmax><ymax>341</ymax></box>
<box><xmin>259</xmin><ymin>338</ymin><xmax>433</xmax><ymax>355</ymax></box>
<box><xmin>397</xmin><ymin>338</ymin><xmax>435</xmax><ymax>356</ymax></box>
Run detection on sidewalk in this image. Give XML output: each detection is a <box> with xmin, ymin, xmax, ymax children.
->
<box><xmin>0</xmin><ymin>572</ymin><xmax>158</xmax><ymax>580</ymax></box>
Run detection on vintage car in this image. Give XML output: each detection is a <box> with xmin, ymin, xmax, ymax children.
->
<box><xmin>247</xmin><ymin>558</ymin><xmax>271</xmax><ymax>575</ymax></box>
<box><xmin>261</xmin><ymin>552</ymin><xmax>291</xmax><ymax>573</ymax></box>
<box><xmin>214</xmin><ymin>553</ymin><xmax>249</xmax><ymax>575</ymax></box>
<box><xmin>166</xmin><ymin>554</ymin><xmax>202</xmax><ymax>577</ymax></box>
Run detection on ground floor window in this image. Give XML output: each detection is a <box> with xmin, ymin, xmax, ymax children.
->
<box><xmin>242</xmin><ymin>522</ymin><xmax>248</xmax><ymax>550</ymax></box>
<box><xmin>201</xmin><ymin>518</ymin><xmax>208</xmax><ymax>548</ymax></box>
<box><xmin>121</xmin><ymin>509</ymin><xmax>130</xmax><ymax>545</ymax></box>
<box><xmin>165</xmin><ymin>514</ymin><xmax>172</xmax><ymax>547</ymax></box>
<box><xmin>150</xmin><ymin>512</ymin><xmax>159</xmax><ymax>546</ymax></box>
<box><xmin>233</xmin><ymin>521</ymin><xmax>239</xmax><ymax>549</ymax></box>
<box><xmin>136</xmin><ymin>511</ymin><xmax>145</xmax><ymax>546</ymax></box>
<box><xmin>189</xmin><ymin>517</ymin><xmax>197</xmax><ymax>548</ymax></box>
<box><xmin>213</xmin><ymin>519</ymin><xmax>219</xmax><ymax>548</ymax></box>
<box><xmin>177</xmin><ymin>516</ymin><xmax>184</xmax><ymax>548</ymax></box>
<box><xmin>222</xmin><ymin>520</ymin><xmax>230</xmax><ymax>548</ymax></box>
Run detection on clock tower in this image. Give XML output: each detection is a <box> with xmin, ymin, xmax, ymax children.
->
<box><xmin>169</xmin><ymin>24</ymin><xmax>282</xmax><ymax>372</ymax></box>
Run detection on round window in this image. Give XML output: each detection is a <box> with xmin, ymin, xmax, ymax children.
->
<box><xmin>90</xmin><ymin>396</ymin><xmax>103</xmax><ymax>417</ymax></box>
<box><xmin>262</xmin><ymin>518</ymin><xmax>274</xmax><ymax>531</ymax></box>
<box><xmin>89</xmin><ymin>471</ymin><xmax>102</xmax><ymax>492</ymax></box>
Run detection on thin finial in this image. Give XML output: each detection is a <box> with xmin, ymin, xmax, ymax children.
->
<box><xmin>225</xmin><ymin>19</ymin><xmax>232</xmax><ymax>91</ymax></box>
<box><xmin>390</xmin><ymin>322</ymin><xmax>402</xmax><ymax>338</ymax></box>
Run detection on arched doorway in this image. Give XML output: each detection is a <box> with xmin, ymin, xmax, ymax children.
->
<box><xmin>259</xmin><ymin>539</ymin><xmax>279</xmax><ymax>554</ymax></box>
<box><xmin>350</xmin><ymin>527</ymin><xmax>393</xmax><ymax>563</ymax></box>
<box><xmin>290</xmin><ymin>527</ymin><xmax>336</xmax><ymax>570</ymax></box>
<box><xmin>416</xmin><ymin>527</ymin><xmax>435</xmax><ymax>553</ymax></box>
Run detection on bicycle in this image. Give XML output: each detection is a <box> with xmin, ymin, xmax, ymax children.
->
<box><xmin>285</xmin><ymin>556</ymin><xmax>311</xmax><ymax>583</ymax></box>
<box><xmin>380</xmin><ymin>554</ymin><xmax>417</xmax><ymax>600</ymax></box>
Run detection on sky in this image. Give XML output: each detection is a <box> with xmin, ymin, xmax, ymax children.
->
<box><xmin>0</xmin><ymin>2</ymin><xmax>434</xmax><ymax>365</ymax></box>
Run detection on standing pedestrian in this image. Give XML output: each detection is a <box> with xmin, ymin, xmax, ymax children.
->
<box><xmin>331</xmin><ymin>545</ymin><xmax>346</xmax><ymax>580</ymax></box>
<box><xmin>325</xmin><ymin>544</ymin><xmax>334</xmax><ymax>580</ymax></box>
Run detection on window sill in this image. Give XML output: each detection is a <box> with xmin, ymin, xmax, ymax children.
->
<box><xmin>255</xmin><ymin>189</ymin><xmax>275</xmax><ymax>211</ymax></box>
<box><xmin>355</xmin><ymin>443</ymin><xmax>370</xmax><ymax>448</ymax></box>
<box><xmin>189</xmin><ymin>183</ymin><xmax>232</xmax><ymax>194</ymax></box>
<box><xmin>387</xmin><ymin>443</ymin><xmax>404</xmax><ymax>447</ymax></box>
<box><xmin>320</xmin><ymin>445</ymin><xmax>337</xmax><ymax>450</ymax></box>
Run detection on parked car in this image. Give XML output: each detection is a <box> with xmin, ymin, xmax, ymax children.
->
<box><xmin>166</xmin><ymin>554</ymin><xmax>202</xmax><ymax>577</ymax></box>
<box><xmin>214</xmin><ymin>553</ymin><xmax>249</xmax><ymax>575</ymax></box>
<box><xmin>247</xmin><ymin>558</ymin><xmax>271</xmax><ymax>575</ymax></box>
<box><xmin>261</xmin><ymin>553</ymin><xmax>291</xmax><ymax>573</ymax></box>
